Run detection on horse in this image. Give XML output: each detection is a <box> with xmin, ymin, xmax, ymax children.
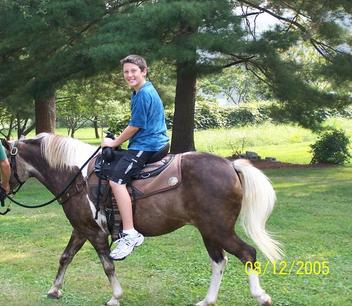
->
<box><xmin>2</xmin><ymin>133</ymin><xmax>283</xmax><ymax>306</ymax></box>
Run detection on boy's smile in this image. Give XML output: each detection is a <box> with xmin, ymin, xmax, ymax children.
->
<box><xmin>123</xmin><ymin>63</ymin><xmax>147</xmax><ymax>91</ymax></box>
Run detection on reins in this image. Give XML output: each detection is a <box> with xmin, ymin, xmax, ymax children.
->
<box><xmin>6</xmin><ymin>144</ymin><xmax>101</xmax><ymax>209</ymax></box>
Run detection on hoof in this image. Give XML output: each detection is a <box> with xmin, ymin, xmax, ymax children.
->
<box><xmin>196</xmin><ymin>300</ymin><xmax>215</xmax><ymax>306</ymax></box>
<box><xmin>47</xmin><ymin>287</ymin><xmax>62</xmax><ymax>299</ymax></box>
<box><xmin>259</xmin><ymin>294</ymin><xmax>272</xmax><ymax>306</ymax></box>
<box><xmin>106</xmin><ymin>298</ymin><xmax>120</xmax><ymax>306</ymax></box>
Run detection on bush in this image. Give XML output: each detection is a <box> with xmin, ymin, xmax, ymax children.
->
<box><xmin>193</xmin><ymin>101</ymin><xmax>272</xmax><ymax>130</ymax></box>
<box><xmin>107</xmin><ymin>114</ymin><xmax>130</xmax><ymax>134</ymax></box>
<box><xmin>194</xmin><ymin>102</ymin><xmax>225</xmax><ymax>129</ymax></box>
<box><xmin>165</xmin><ymin>109</ymin><xmax>174</xmax><ymax>129</ymax></box>
<box><xmin>310</xmin><ymin>128</ymin><xmax>351</xmax><ymax>164</ymax></box>
<box><xmin>224</xmin><ymin>108</ymin><xmax>256</xmax><ymax>127</ymax></box>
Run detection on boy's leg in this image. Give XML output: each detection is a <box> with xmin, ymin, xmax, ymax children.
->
<box><xmin>108</xmin><ymin>150</ymin><xmax>153</xmax><ymax>260</ymax></box>
<box><xmin>110</xmin><ymin>182</ymin><xmax>134</xmax><ymax>230</ymax></box>
<box><xmin>109</xmin><ymin>179</ymin><xmax>144</xmax><ymax>260</ymax></box>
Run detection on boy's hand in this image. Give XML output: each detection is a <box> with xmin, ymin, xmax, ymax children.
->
<box><xmin>101</xmin><ymin>137</ymin><xmax>116</xmax><ymax>148</ymax></box>
<box><xmin>1</xmin><ymin>182</ymin><xmax>10</xmax><ymax>194</ymax></box>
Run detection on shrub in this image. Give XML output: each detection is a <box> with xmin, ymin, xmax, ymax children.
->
<box><xmin>224</xmin><ymin>108</ymin><xmax>256</xmax><ymax>127</ymax></box>
<box><xmin>195</xmin><ymin>102</ymin><xmax>225</xmax><ymax>129</ymax></box>
<box><xmin>165</xmin><ymin>109</ymin><xmax>174</xmax><ymax>129</ymax></box>
<box><xmin>107</xmin><ymin>113</ymin><xmax>130</xmax><ymax>134</ymax></box>
<box><xmin>310</xmin><ymin>128</ymin><xmax>351</xmax><ymax>164</ymax></box>
<box><xmin>194</xmin><ymin>101</ymin><xmax>270</xmax><ymax>130</ymax></box>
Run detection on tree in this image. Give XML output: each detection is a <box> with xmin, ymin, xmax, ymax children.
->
<box><xmin>0</xmin><ymin>99</ymin><xmax>35</xmax><ymax>139</ymax></box>
<box><xmin>0</xmin><ymin>0</ymin><xmax>141</xmax><ymax>135</ymax></box>
<box><xmin>93</xmin><ymin>0</ymin><xmax>351</xmax><ymax>152</ymax></box>
<box><xmin>57</xmin><ymin>74</ymin><xmax>130</xmax><ymax>138</ymax></box>
<box><xmin>1</xmin><ymin>0</ymin><xmax>351</xmax><ymax>151</ymax></box>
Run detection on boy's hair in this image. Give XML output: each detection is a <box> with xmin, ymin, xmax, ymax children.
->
<box><xmin>120</xmin><ymin>55</ymin><xmax>147</xmax><ymax>71</ymax></box>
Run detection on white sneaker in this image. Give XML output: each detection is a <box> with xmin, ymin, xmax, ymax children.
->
<box><xmin>110</xmin><ymin>232</ymin><xmax>144</xmax><ymax>260</ymax></box>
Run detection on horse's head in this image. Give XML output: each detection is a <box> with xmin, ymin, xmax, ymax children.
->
<box><xmin>1</xmin><ymin>137</ymin><xmax>36</xmax><ymax>194</ymax></box>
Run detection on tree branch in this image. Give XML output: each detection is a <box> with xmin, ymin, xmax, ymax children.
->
<box><xmin>239</xmin><ymin>11</ymin><xmax>263</xmax><ymax>18</ymax></box>
<box><xmin>244</xmin><ymin>61</ymin><xmax>273</xmax><ymax>88</ymax></box>
<box><xmin>239</xmin><ymin>1</ymin><xmax>345</xmax><ymax>63</ymax></box>
<box><xmin>239</xmin><ymin>0</ymin><xmax>308</xmax><ymax>33</ymax></box>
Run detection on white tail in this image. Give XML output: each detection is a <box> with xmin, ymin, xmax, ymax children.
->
<box><xmin>233</xmin><ymin>159</ymin><xmax>283</xmax><ymax>262</ymax></box>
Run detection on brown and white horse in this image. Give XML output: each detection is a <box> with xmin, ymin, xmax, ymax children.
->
<box><xmin>3</xmin><ymin>133</ymin><xmax>282</xmax><ymax>306</ymax></box>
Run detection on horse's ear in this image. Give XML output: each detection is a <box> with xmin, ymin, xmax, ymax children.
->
<box><xmin>1</xmin><ymin>138</ymin><xmax>11</xmax><ymax>151</ymax></box>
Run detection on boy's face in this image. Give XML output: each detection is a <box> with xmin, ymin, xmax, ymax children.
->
<box><xmin>123</xmin><ymin>63</ymin><xmax>147</xmax><ymax>91</ymax></box>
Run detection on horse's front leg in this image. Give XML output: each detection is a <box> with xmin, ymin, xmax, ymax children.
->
<box><xmin>89</xmin><ymin>235</ymin><xmax>122</xmax><ymax>306</ymax></box>
<box><xmin>47</xmin><ymin>229</ymin><xmax>87</xmax><ymax>299</ymax></box>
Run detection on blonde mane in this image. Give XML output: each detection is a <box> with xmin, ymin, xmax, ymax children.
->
<box><xmin>40</xmin><ymin>133</ymin><xmax>98</xmax><ymax>170</ymax></box>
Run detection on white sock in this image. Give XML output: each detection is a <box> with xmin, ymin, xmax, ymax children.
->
<box><xmin>123</xmin><ymin>228</ymin><xmax>139</xmax><ymax>236</ymax></box>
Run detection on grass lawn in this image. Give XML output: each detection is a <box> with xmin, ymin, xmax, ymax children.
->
<box><xmin>0</xmin><ymin>164</ymin><xmax>351</xmax><ymax>306</ymax></box>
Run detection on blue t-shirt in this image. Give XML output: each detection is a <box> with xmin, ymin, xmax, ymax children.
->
<box><xmin>0</xmin><ymin>143</ymin><xmax>7</xmax><ymax>161</ymax></box>
<box><xmin>128</xmin><ymin>81</ymin><xmax>169</xmax><ymax>151</ymax></box>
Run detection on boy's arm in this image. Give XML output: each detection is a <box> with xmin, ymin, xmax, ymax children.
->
<box><xmin>0</xmin><ymin>159</ymin><xmax>11</xmax><ymax>194</ymax></box>
<box><xmin>102</xmin><ymin>125</ymin><xmax>139</xmax><ymax>148</ymax></box>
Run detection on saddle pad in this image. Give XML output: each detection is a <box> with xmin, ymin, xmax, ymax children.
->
<box><xmin>129</xmin><ymin>153</ymin><xmax>182</xmax><ymax>199</ymax></box>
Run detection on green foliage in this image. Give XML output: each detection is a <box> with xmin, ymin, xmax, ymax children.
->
<box><xmin>164</xmin><ymin>109</ymin><xmax>175</xmax><ymax>130</ymax></box>
<box><xmin>107</xmin><ymin>112</ymin><xmax>130</xmax><ymax>134</ymax></box>
<box><xmin>197</xmin><ymin>66</ymin><xmax>268</xmax><ymax>104</ymax></box>
<box><xmin>0</xmin><ymin>0</ymin><xmax>107</xmax><ymax>102</ymax></box>
<box><xmin>194</xmin><ymin>102</ymin><xmax>225</xmax><ymax>129</ymax></box>
<box><xmin>193</xmin><ymin>101</ymin><xmax>272</xmax><ymax>130</ymax></box>
<box><xmin>57</xmin><ymin>73</ymin><xmax>130</xmax><ymax>135</ymax></box>
<box><xmin>310</xmin><ymin>128</ymin><xmax>351</xmax><ymax>164</ymax></box>
<box><xmin>338</xmin><ymin>105</ymin><xmax>352</xmax><ymax>119</ymax></box>
<box><xmin>224</xmin><ymin>107</ymin><xmax>256</xmax><ymax>127</ymax></box>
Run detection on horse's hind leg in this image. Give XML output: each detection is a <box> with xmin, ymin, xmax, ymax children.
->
<box><xmin>47</xmin><ymin>229</ymin><xmax>87</xmax><ymax>299</ymax></box>
<box><xmin>196</xmin><ymin>237</ymin><xmax>228</xmax><ymax>306</ymax></box>
<box><xmin>222</xmin><ymin>233</ymin><xmax>272</xmax><ymax>306</ymax></box>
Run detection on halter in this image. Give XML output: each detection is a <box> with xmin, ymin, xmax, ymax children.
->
<box><xmin>9</xmin><ymin>141</ymin><xmax>25</xmax><ymax>194</ymax></box>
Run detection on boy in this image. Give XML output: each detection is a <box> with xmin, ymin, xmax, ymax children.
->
<box><xmin>101</xmin><ymin>55</ymin><xmax>169</xmax><ymax>260</ymax></box>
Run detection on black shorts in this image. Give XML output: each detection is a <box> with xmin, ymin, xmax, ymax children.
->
<box><xmin>102</xmin><ymin>149</ymin><xmax>154</xmax><ymax>185</ymax></box>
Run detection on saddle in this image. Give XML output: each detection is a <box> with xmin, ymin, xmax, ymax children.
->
<box><xmin>86</xmin><ymin>152</ymin><xmax>182</xmax><ymax>239</ymax></box>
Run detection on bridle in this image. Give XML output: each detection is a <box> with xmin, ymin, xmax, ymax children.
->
<box><xmin>9</xmin><ymin>141</ymin><xmax>25</xmax><ymax>194</ymax></box>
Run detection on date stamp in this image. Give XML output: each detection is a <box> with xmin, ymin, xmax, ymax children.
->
<box><xmin>245</xmin><ymin>260</ymin><xmax>330</xmax><ymax>276</ymax></box>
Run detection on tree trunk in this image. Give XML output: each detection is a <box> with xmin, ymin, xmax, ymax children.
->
<box><xmin>22</xmin><ymin>121</ymin><xmax>36</xmax><ymax>136</ymax></box>
<box><xmin>170</xmin><ymin>61</ymin><xmax>197</xmax><ymax>153</ymax></box>
<box><xmin>35</xmin><ymin>93</ymin><xmax>56</xmax><ymax>134</ymax></box>
<box><xmin>16</xmin><ymin>115</ymin><xmax>28</xmax><ymax>139</ymax></box>
<box><xmin>7</xmin><ymin>115</ymin><xmax>15</xmax><ymax>139</ymax></box>
<box><xmin>93</xmin><ymin>116</ymin><xmax>99</xmax><ymax>138</ymax></box>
